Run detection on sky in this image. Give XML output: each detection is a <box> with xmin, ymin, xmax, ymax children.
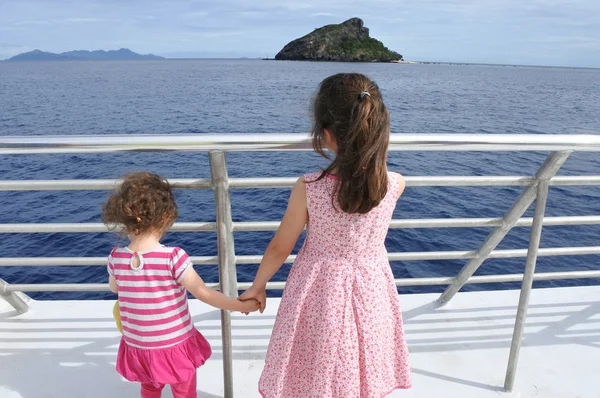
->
<box><xmin>0</xmin><ymin>0</ymin><xmax>599</xmax><ymax>67</ymax></box>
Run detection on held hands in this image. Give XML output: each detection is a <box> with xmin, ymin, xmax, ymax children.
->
<box><xmin>238</xmin><ymin>285</ymin><xmax>267</xmax><ymax>314</ymax></box>
<box><xmin>239</xmin><ymin>298</ymin><xmax>261</xmax><ymax>314</ymax></box>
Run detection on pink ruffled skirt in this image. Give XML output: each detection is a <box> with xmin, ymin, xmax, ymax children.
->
<box><xmin>116</xmin><ymin>328</ymin><xmax>212</xmax><ymax>387</ymax></box>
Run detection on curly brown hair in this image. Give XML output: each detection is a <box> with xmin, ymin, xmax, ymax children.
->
<box><xmin>102</xmin><ymin>172</ymin><xmax>178</xmax><ymax>236</ymax></box>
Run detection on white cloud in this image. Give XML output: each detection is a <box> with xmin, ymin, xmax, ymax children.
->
<box><xmin>0</xmin><ymin>0</ymin><xmax>598</xmax><ymax>66</ymax></box>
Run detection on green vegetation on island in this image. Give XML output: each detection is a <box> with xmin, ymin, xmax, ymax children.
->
<box><xmin>275</xmin><ymin>18</ymin><xmax>403</xmax><ymax>62</ymax></box>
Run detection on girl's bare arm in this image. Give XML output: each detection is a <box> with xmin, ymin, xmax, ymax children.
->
<box><xmin>238</xmin><ymin>177</ymin><xmax>308</xmax><ymax>312</ymax></box>
<box><xmin>182</xmin><ymin>267</ymin><xmax>259</xmax><ymax>313</ymax></box>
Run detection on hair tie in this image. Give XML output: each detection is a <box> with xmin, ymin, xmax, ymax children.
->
<box><xmin>359</xmin><ymin>91</ymin><xmax>371</xmax><ymax>100</ymax></box>
<box><xmin>136</xmin><ymin>217</ymin><xmax>141</xmax><ymax>223</ymax></box>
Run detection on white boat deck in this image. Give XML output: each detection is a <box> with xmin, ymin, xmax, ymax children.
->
<box><xmin>1</xmin><ymin>286</ymin><xmax>599</xmax><ymax>398</ymax></box>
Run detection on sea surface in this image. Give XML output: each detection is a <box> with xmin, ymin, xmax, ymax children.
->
<box><xmin>0</xmin><ymin>59</ymin><xmax>598</xmax><ymax>300</ymax></box>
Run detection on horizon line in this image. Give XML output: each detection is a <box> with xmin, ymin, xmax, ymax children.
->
<box><xmin>2</xmin><ymin>56</ymin><xmax>599</xmax><ymax>70</ymax></box>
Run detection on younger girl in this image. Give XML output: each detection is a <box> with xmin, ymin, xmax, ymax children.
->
<box><xmin>239</xmin><ymin>73</ymin><xmax>412</xmax><ymax>397</ymax></box>
<box><xmin>103</xmin><ymin>172</ymin><xmax>259</xmax><ymax>398</ymax></box>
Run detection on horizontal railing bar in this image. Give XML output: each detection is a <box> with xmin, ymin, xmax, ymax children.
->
<box><xmin>548</xmin><ymin>176</ymin><xmax>600</xmax><ymax>186</ymax></box>
<box><xmin>251</xmin><ymin>270</ymin><xmax>600</xmax><ymax>289</ymax></box>
<box><xmin>229</xmin><ymin>178</ymin><xmax>297</xmax><ymax>188</ymax></box>
<box><xmin>389</xmin><ymin>216</ymin><xmax>600</xmax><ymax>229</ymax></box>
<box><xmin>237</xmin><ymin>246</ymin><xmax>600</xmax><ymax>264</ymax></box>
<box><xmin>0</xmin><ymin>222</ymin><xmax>218</xmax><ymax>233</ymax></box>
<box><xmin>2</xmin><ymin>283</ymin><xmax>219</xmax><ymax>292</ymax></box>
<box><xmin>0</xmin><ymin>256</ymin><xmax>219</xmax><ymax>267</ymax></box>
<box><xmin>1</xmin><ymin>246</ymin><xmax>598</xmax><ymax>267</ymax></box>
<box><xmin>386</xmin><ymin>246</ymin><xmax>600</xmax><ymax>261</ymax></box>
<box><xmin>236</xmin><ymin>216</ymin><xmax>600</xmax><ymax>231</ymax></box>
<box><xmin>230</xmin><ymin>176</ymin><xmax>600</xmax><ymax>188</ymax></box>
<box><xmin>0</xmin><ymin>176</ymin><xmax>598</xmax><ymax>192</ymax></box>
<box><xmin>407</xmin><ymin>176</ymin><xmax>600</xmax><ymax>187</ymax></box>
<box><xmin>392</xmin><ymin>270</ymin><xmax>600</xmax><ymax>287</ymax></box>
<box><xmin>1</xmin><ymin>216</ymin><xmax>599</xmax><ymax>233</ymax></box>
<box><xmin>3</xmin><ymin>283</ymin><xmax>112</xmax><ymax>292</ymax></box>
<box><xmin>0</xmin><ymin>179</ymin><xmax>211</xmax><ymax>191</ymax></box>
<box><xmin>5</xmin><ymin>270</ymin><xmax>600</xmax><ymax>292</ymax></box>
<box><xmin>2</xmin><ymin>133</ymin><xmax>600</xmax><ymax>154</ymax></box>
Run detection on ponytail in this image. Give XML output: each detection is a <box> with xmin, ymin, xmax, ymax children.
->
<box><xmin>311</xmin><ymin>73</ymin><xmax>390</xmax><ymax>214</ymax></box>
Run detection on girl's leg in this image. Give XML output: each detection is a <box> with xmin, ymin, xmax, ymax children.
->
<box><xmin>171</xmin><ymin>372</ymin><xmax>197</xmax><ymax>398</ymax></box>
<box><xmin>141</xmin><ymin>382</ymin><xmax>165</xmax><ymax>398</ymax></box>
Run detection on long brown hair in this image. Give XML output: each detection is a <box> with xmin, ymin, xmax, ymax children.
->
<box><xmin>311</xmin><ymin>73</ymin><xmax>390</xmax><ymax>214</ymax></box>
<box><xmin>102</xmin><ymin>172</ymin><xmax>178</xmax><ymax>236</ymax></box>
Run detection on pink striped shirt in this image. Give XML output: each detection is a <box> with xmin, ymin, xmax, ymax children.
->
<box><xmin>108</xmin><ymin>246</ymin><xmax>194</xmax><ymax>349</ymax></box>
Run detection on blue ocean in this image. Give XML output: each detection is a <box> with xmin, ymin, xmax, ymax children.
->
<box><xmin>0</xmin><ymin>59</ymin><xmax>598</xmax><ymax>300</ymax></box>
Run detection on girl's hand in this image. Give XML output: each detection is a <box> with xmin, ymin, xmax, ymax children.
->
<box><xmin>239</xmin><ymin>285</ymin><xmax>267</xmax><ymax>314</ymax></box>
<box><xmin>239</xmin><ymin>298</ymin><xmax>261</xmax><ymax>314</ymax></box>
<box><xmin>182</xmin><ymin>268</ymin><xmax>262</xmax><ymax>312</ymax></box>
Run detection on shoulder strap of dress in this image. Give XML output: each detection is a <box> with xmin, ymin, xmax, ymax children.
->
<box><xmin>303</xmin><ymin>171</ymin><xmax>327</xmax><ymax>206</ymax></box>
<box><xmin>388</xmin><ymin>171</ymin><xmax>401</xmax><ymax>200</ymax></box>
<box><xmin>303</xmin><ymin>171</ymin><xmax>323</xmax><ymax>183</ymax></box>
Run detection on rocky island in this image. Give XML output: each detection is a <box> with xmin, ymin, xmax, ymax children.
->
<box><xmin>275</xmin><ymin>18</ymin><xmax>402</xmax><ymax>62</ymax></box>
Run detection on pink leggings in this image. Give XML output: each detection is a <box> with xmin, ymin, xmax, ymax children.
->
<box><xmin>140</xmin><ymin>373</ymin><xmax>197</xmax><ymax>398</ymax></box>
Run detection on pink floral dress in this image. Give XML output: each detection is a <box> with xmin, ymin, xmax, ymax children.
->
<box><xmin>259</xmin><ymin>171</ymin><xmax>412</xmax><ymax>398</ymax></box>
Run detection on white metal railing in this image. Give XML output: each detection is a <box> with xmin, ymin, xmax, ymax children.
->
<box><xmin>2</xmin><ymin>133</ymin><xmax>600</xmax><ymax>153</ymax></box>
<box><xmin>1</xmin><ymin>215</ymin><xmax>600</xmax><ymax>234</ymax></box>
<box><xmin>1</xmin><ymin>133</ymin><xmax>600</xmax><ymax>396</ymax></box>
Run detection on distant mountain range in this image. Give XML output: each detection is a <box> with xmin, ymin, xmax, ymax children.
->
<box><xmin>7</xmin><ymin>48</ymin><xmax>165</xmax><ymax>61</ymax></box>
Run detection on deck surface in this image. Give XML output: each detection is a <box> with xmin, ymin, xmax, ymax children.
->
<box><xmin>1</xmin><ymin>286</ymin><xmax>599</xmax><ymax>398</ymax></box>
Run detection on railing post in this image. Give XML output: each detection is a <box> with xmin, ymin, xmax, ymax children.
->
<box><xmin>0</xmin><ymin>279</ymin><xmax>29</xmax><ymax>314</ymax></box>
<box><xmin>437</xmin><ymin>151</ymin><xmax>571</xmax><ymax>305</ymax></box>
<box><xmin>209</xmin><ymin>150</ymin><xmax>238</xmax><ymax>398</ymax></box>
<box><xmin>504</xmin><ymin>180</ymin><xmax>550</xmax><ymax>391</ymax></box>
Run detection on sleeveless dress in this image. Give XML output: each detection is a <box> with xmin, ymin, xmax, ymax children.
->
<box><xmin>259</xmin><ymin>172</ymin><xmax>412</xmax><ymax>398</ymax></box>
<box><xmin>107</xmin><ymin>246</ymin><xmax>212</xmax><ymax>387</ymax></box>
